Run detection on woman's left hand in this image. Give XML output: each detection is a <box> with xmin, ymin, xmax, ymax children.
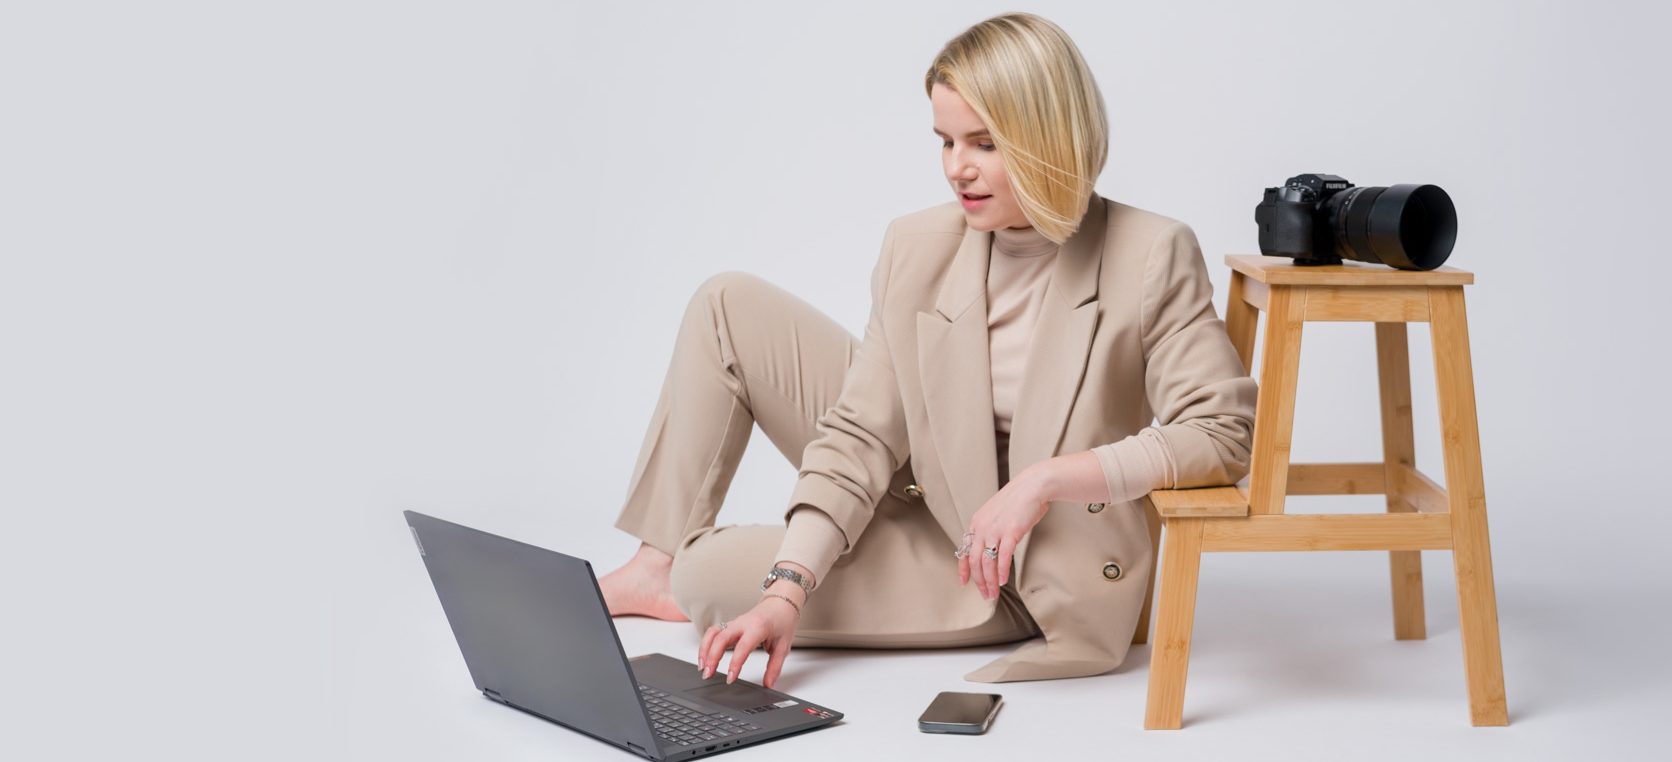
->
<box><xmin>959</xmin><ymin>474</ymin><xmax>1050</xmax><ymax>600</ymax></box>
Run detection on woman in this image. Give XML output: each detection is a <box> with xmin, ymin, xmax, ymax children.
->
<box><xmin>601</xmin><ymin>12</ymin><xmax>1255</xmax><ymax>689</ymax></box>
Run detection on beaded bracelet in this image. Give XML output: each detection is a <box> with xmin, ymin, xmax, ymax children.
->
<box><xmin>761</xmin><ymin>592</ymin><xmax>802</xmax><ymax>617</ymax></box>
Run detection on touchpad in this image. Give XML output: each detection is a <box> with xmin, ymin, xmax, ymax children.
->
<box><xmin>686</xmin><ymin>681</ymin><xmax>793</xmax><ymax>712</ymax></box>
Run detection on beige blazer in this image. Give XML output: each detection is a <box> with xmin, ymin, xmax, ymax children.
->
<box><xmin>786</xmin><ymin>192</ymin><xmax>1257</xmax><ymax>682</ymax></box>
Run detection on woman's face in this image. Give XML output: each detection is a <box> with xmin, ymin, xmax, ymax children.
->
<box><xmin>931</xmin><ymin>82</ymin><xmax>1030</xmax><ymax>231</ymax></box>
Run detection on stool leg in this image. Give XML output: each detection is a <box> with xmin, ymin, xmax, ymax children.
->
<box><xmin>1225</xmin><ymin>270</ymin><xmax>1258</xmax><ymax>372</ymax></box>
<box><xmin>1248</xmin><ymin>286</ymin><xmax>1305</xmax><ymax>515</ymax></box>
<box><xmin>1145</xmin><ymin>518</ymin><xmax>1205</xmax><ymax>730</ymax></box>
<box><xmin>1429</xmin><ymin>287</ymin><xmax>1509</xmax><ymax>726</ymax></box>
<box><xmin>1132</xmin><ymin>498</ymin><xmax>1163</xmax><ymax>645</ymax></box>
<box><xmin>1376</xmin><ymin>321</ymin><xmax>1427</xmax><ymax>640</ymax></box>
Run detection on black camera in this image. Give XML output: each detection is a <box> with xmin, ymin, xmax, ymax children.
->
<box><xmin>1254</xmin><ymin>174</ymin><xmax>1458</xmax><ymax>270</ymax></box>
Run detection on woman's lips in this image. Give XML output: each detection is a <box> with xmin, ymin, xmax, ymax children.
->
<box><xmin>960</xmin><ymin>193</ymin><xmax>990</xmax><ymax>209</ymax></box>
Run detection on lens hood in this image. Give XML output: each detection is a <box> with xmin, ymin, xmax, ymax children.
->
<box><xmin>1365</xmin><ymin>184</ymin><xmax>1457</xmax><ymax>271</ymax></box>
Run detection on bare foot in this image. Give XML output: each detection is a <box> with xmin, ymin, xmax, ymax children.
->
<box><xmin>598</xmin><ymin>542</ymin><xmax>689</xmax><ymax>621</ymax></box>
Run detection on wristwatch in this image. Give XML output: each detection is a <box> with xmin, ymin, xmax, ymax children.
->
<box><xmin>760</xmin><ymin>566</ymin><xmax>814</xmax><ymax>595</ymax></box>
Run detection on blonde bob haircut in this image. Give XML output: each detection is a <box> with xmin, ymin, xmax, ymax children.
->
<box><xmin>924</xmin><ymin>13</ymin><xmax>1109</xmax><ymax>244</ymax></box>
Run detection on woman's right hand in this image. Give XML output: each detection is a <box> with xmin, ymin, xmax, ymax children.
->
<box><xmin>697</xmin><ymin>585</ymin><xmax>802</xmax><ymax>690</ymax></box>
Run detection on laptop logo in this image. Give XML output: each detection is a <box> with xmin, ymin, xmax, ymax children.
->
<box><xmin>410</xmin><ymin>526</ymin><xmax>426</xmax><ymax>557</ymax></box>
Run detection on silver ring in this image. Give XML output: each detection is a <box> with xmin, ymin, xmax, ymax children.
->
<box><xmin>717</xmin><ymin>621</ymin><xmax>729</xmax><ymax>630</ymax></box>
<box><xmin>983</xmin><ymin>547</ymin><xmax>999</xmax><ymax>559</ymax></box>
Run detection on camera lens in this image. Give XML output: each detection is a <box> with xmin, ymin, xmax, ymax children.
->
<box><xmin>1325</xmin><ymin>184</ymin><xmax>1457</xmax><ymax>270</ymax></box>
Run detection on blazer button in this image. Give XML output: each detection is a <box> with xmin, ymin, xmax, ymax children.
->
<box><xmin>904</xmin><ymin>484</ymin><xmax>924</xmax><ymax>499</ymax></box>
<box><xmin>1102</xmin><ymin>562</ymin><xmax>1122</xmax><ymax>580</ymax></box>
<box><xmin>1087</xmin><ymin>502</ymin><xmax>1105</xmax><ymax>513</ymax></box>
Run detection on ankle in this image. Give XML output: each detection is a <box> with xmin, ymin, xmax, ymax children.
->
<box><xmin>630</xmin><ymin>542</ymin><xmax>675</xmax><ymax>569</ymax></box>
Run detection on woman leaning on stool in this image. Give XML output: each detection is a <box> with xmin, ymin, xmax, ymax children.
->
<box><xmin>598</xmin><ymin>12</ymin><xmax>1256</xmax><ymax>688</ymax></box>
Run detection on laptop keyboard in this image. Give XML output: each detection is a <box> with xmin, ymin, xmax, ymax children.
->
<box><xmin>638</xmin><ymin>684</ymin><xmax>761</xmax><ymax>747</ymax></box>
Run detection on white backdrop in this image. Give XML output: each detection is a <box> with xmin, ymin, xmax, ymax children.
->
<box><xmin>3</xmin><ymin>1</ymin><xmax>1668</xmax><ymax>759</ymax></box>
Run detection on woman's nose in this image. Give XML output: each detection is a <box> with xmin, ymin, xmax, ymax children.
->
<box><xmin>948</xmin><ymin>157</ymin><xmax>977</xmax><ymax>182</ymax></box>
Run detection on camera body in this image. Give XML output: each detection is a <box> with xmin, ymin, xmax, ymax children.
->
<box><xmin>1254</xmin><ymin>173</ymin><xmax>1458</xmax><ymax>271</ymax></box>
<box><xmin>1255</xmin><ymin>173</ymin><xmax>1354</xmax><ymax>265</ymax></box>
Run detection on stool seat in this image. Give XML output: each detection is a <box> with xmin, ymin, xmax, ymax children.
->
<box><xmin>1138</xmin><ymin>254</ymin><xmax>1508</xmax><ymax>729</ymax></box>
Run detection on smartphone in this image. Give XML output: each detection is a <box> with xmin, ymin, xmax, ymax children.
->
<box><xmin>917</xmin><ymin>691</ymin><xmax>1003</xmax><ymax>734</ymax></box>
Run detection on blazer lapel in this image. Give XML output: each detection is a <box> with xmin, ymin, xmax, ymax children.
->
<box><xmin>917</xmin><ymin>226</ymin><xmax>1000</xmax><ymax>532</ymax></box>
<box><xmin>1008</xmin><ymin>196</ymin><xmax>1107</xmax><ymax>575</ymax></box>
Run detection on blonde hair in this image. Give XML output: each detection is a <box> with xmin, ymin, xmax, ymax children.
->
<box><xmin>924</xmin><ymin>13</ymin><xmax>1109</xmax><ymax>243</ymax></box>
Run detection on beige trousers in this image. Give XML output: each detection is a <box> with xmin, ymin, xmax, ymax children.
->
<box><xmin>613</xmin><ymin>272</ymin><xmax>1039</xmax><ymax>648</ymax></box>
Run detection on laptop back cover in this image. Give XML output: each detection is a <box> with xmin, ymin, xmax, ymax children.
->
<box><xmin>404</xmin><ymin>511</ymin><xmax>661</xmax><ymax>758</ymax></box>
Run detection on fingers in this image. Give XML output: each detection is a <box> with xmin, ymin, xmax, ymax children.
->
<box><xmin>727</xmin><ymin>627</ymin><xmax>766</xmax><ymax>684</ymax></box>
<box><xmin>997</xmin><ymin>534</ymin><xmax>1018</xmax><ymax>587</ymax></box>
<box><xmin>976</xmin><ymin>538</ymin><xmax>989</xmax><ymax>598</ymax></box>
<box><xmin>698</xmin><ymin>624</ymin><xmax>718</xmax><ymax>673</ymax></box>
<box><xmin>968</xmin><ymin>539</ymin><xmax>988</xmax><ymax>599</ymax></box>
<box><xmin>958</xmin><ymin>551</ymin><xmax>970</xmax><ymax>586</ymax></box>
<box><xmin>763</xmin><ymin>637</ymin><xmax>792</xmax><ymax>690</ymax></box>
<box><xmin>702</xmin><ymin>624</ymin><xmax>739</xmax><ymax>680</ymax></box>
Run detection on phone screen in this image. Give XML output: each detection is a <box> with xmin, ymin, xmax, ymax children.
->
<box><xmin>920</xmin><ymin>692</ymin><xmax>1003</xmax><ymax>726</ymax></box>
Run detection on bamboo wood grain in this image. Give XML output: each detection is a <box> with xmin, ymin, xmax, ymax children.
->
<box><xmin>1247</xmin><ymin>286</ymin><xmax>1304</xmax><ymax>514</ymax></box>
<box><xmin>1377</xmin><ymin>321</ymin><xmax>1428</xmax><ymax>640</ymax></box>
<box><xmin>1150</xmin><ymin>484</ymin><xmax>1249</xmax><ymax>518</ymax></box>
<box><xmin>1226</xmin><ymin>254</ymin><xmax>1474</xmax><ymax>286</ymax></box>
<box><xmin>1142</xmin><ymin>261</ymin><xmax>1505</xmax><ymax>730</ymax></box>
<box><xmin>1132</xmin><ymin>497</ymin><xmax>1163</xmax><ymax>645</ymax></box>
<box><xmin>1225</xmin><ymin>270</ymin><xmax>1259</xmax><ymax>373</ymax></box>
<box><xmin>1394</xmin><ymin>462</ymin><xmax>1450</xmax><ymax>514</ymax></box>
<box><xmin>1200</xmin><ymin>513</ymin><xmax>1452</xmax><ymax>552</ymax></box>
<box><xmin>1304</xmin><ymin>286</ymin><xmax>1432</xmax><ymax>322</ymax></box>
<box><xmin>1242</xmin><ymin>276</ymin><xmax>1270</xmax><ymax>315</ymax></box>
<box><xmin>1287</xmin><ymin>462</ymin><xmax>1386</xmax><ymax>494</ymax></box>
<box><xmin>1144</xmin><ymin>518</ymin><xmax>1204</xmax><ymax>730</ymax></box>
<box><xmin>1428</xmin><ymin>286</ymin><xmax>1509</xmax><ymax>726</ymax></box>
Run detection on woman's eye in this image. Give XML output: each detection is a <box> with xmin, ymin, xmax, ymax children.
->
<box><xmin>942</xmin><ymin>140</ymin><xmax>953</xmax><ymax>148</ymax></box>
<box><xmin>979</xmin><ymin>143</ymin><xmax>995</xmax><ymax>151</ymax></box>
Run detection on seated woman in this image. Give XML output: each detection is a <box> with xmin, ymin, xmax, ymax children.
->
<box><xmin>599</xmin><ymin>11</ymin><xmax>1256</xmax><ymax>688</ymax></box>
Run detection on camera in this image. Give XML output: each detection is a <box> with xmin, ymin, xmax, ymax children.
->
<box><xmin>1254</xmin><ymin>173</ymin><xmax>1458</xmax><ymax>270</ymax></box>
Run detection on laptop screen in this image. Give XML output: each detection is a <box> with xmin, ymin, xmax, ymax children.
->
<box><xmin>405</xmin><ymin>511</ymin><xmax>661</xmax><ymax>756</ymax></box>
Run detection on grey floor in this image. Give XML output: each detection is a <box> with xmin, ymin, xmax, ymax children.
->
<box><xmin>342</xmin><ymin>509</ymin><xmax>1669</xmax><ymax>761</ymax></box>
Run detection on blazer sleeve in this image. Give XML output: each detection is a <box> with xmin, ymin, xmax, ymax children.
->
<box><xmin>782</xmin><ymin>220</ymin><xmax>910</xmax><ymax>554</ymax></box>
<box><xmin>1138</xmin><ymin>221</ymin><xmax>1258</xmax><ymax>488</ymax></box>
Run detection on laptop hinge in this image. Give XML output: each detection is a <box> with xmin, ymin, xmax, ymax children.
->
<box><xmin>483</xmin><ymin>688</ymin><xmax>505</xmax><ymax>703</ymax></box>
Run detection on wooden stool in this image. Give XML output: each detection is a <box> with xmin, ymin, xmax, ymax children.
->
<box><xmin>1139</xmin><ymin>254</ymin><xmax>1508</xmax><ymax>729</ymax></box>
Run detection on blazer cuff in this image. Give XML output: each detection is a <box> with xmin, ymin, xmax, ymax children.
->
<box><xmin>785</xmin><ymin>475</ymin><xmax>873</xmax><ymax>554</ymax></box>
<box><xmin>775</xmin><ymin>507</ymin><xmax>847</xmax><ymax>589</ymax></box>
<box><xmin>1090</xmin><ymin>427</ymin><xmax>1179</xmax><ymax>504</ymax></box>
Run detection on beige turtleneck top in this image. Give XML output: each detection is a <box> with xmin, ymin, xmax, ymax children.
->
<box><xmin>775</xmin><ymin>225</ymin><xmax>1179</xmax><ymax>591</ymax></box>
<box><xmin>988</xmin><ymin>224</ymin><xmax>1060</xmax><ymax>485</ymax></box>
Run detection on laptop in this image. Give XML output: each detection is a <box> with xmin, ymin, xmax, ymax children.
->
<box><xmin>403</xmin><ymin>511</ymin><xmax>843</xmax><ymax>760</ymax></box>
